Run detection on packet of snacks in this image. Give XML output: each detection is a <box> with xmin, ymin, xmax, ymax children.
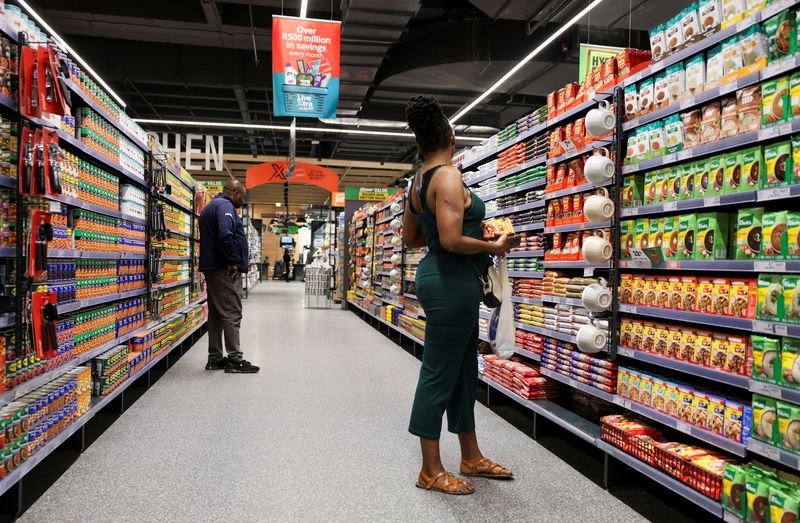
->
<box><xmin>481</xmin><ymin>218</ymin><xmax>515</xmax><ymax>239</ymax></box>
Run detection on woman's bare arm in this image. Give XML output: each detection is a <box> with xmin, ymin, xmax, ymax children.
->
<box><xmin>432</xmin><ymin>166</ymin><xmax>509</xmax><ymax>255</ymax></box>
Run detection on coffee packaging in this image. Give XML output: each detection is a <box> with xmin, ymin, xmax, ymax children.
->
<box><xmin>649</xmin><ymin>24</ymin><xmax>666</xmax><ymax>62</ymax></box>
<box><xmin>764</xmin><ymin>9</ymin><xmax>797</xmax><ymax>63</ymax></box>
<box><xmin>787</xmin><ymin>211</ymin><xmax>800</xmax><ymax>259</ymax></box>
<box><xmin>735</xmin><ymin>207</ymin><xmax>764</xmax><ymax>259</ymax></box>
<box><xmin>761</xmin><ymin>76</ymin><xmax>790</xmax><ymax>127</ymax></box>
<box><xmin>764</xmin><ymin>140</ymin><xmax>793</xmax><ymax>187</ymax></box>
<box><xmin>725</xmin><ymin>150</ymin><xmax>744</xmax><ymax>193</ymax></box>
<box><xmin>762</xmin><ymin>210</ymin><xmax>788</xmax><ymax>258</ymax></box>
<box><xmin>700</xmin><ymin>0</ymin><xmax>722</xmax><ymax>32</ymax></box>
<box><xmin>742</xmin><ymin>146</ymin><xmax>764</xmax><ymax>190</ymax></box>
<box><xmin>757</xmin><ymin>273</ymin><xmax>784</xmax><ymax>321</ymax></box>
<box><xmin>696</xmin><ymin>212</ymin><xmax>730</xmax><ymax>260</ymax></box>
<box><xmin>709</xmin><ymin>153</ymin><xmax>727</xmax><ymax>196</ymax></box>
<box><xmin>678</xmin><ymin>213</ymin><xmax>697</xmax><ymax>260</ymax></box>
<box><xmin>737</xmin><ymin>86</ymin><xmax>762</xmax><ymax>134</ymax></box>
<box><xmin>783</xmin><ymin>275</ymin><xmax>800</xmax><ymax>324</ymax></box>
<box><xmin>780</xmin><ymin>336</ymin><xmax>800</xmax><ymax>389</ymax></box>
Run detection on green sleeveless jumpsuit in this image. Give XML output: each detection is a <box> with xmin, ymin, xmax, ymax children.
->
<box><xmin>408</xmin><ymin>165</ymin><xmax>490</xmax><ymax>440</ymax></box>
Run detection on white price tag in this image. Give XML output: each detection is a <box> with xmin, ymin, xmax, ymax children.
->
<box><xmin>664</xmin><ymin>201</ymin><xmax>678</xmax><ymax>211</ymax></box>
<box><xmin>758</xmin><ymin>187</ymin><xmax>791</xmax><ymax>200</ymax></box>
<box><xmin>675</xmin><ymin>420</ymin><xmax>692</xmax><ymax>434</ymax></box>
<box><xmin>775</xmin><ymin>324</ymin><xmax>788</xmax><ymax>336</ymax></box>
<box><xmin>567</xmin><ymin>378</ymin><xmax>578</xmax><ymax>388</ymax></box>
<box><xmin>764</xmin><ymin>445</ymin><xmax>782</xmax><ymax>461</ymax></box>
<box><xmin>754</xmin><ymin>260</ymin><xmax>787</xmax><ymax>272</ymax></box>
<box><xmin>677</xmin><ymin>149</ymin><xmax>692</xmax><ymax>161</ymax></box>
<box><xmin>779</xmin><ymin>122</ymin><xmax>793</xmax><ymax>135</ymax></box>
<box><xmin>753</xmin><ymin>321</ymin><xmax>775</xmax><ymax>334</ymax></box>
<box><xmin>627</xmin><ymin>118</ymin><xmax>640</xmax><ymax>129</ymax></box>
<box><xmin>680</xmin><ymin>97</ymin><xmax>695</xmax><ymax>110</ymax></box>
<box><xmin>751</xmin><ymin>380</ymin><xmax>782</xmax><ymax>399</ymax></box>
<box><xmin>661</xmin><ymin>153</ymin><xmax>677</xmax><ymax>164</ymax></box>
<box><xmin>629</xmin><ymin>248</ymin><xmax>653</xmax><ymax>267</ymax></box>
<box><xmin>627</xmin><ymin>207</ymin><xmax>639</xmax><ymax>216</ymax></box>
<box><xmin>625</xmin><ymin>164</ymin><xmax>640</xmax><ymax>173</ymax></box>
<box><xmin>760</xmin><ymin>126</ymin><xmax>780</xmax><ymax>140</ymax></box>
<box><xmin>617</xmin><ymin>348</ymin><xmax>634</xmax><ymax>357</ymax></box>
<box><xmin>704</xmin><ymin>196</ymin><xmax>721</xmax><ymax>206</ymax></box>
<box><xmin>49</xmin><ymin>202</ymin><xmax>61</xmax><ymax>213</ymax></box>
<box><xmin>720</xmin><ymin>80</ymin><xmax>738</xmax><ymax>95</ymax></box>
<box><xmin>583</xmin><ymin>268</ymin><xmax>595</xmax><ymax>277</ymax></box>
<box><xmin>622</xmin><ymin>399</ymin><xmax>632</xmax><ymax>409</ymax></box>
<box><xmin>561</xmin><ymin>140</ymin><xmax>579</xmax><ymax>155</ymax></box>
<box><xmin>666</xmin><ymin>261</ymin><xmax>681</xmax><ymax>269</ymax></box>
<box><xmin>723</xmin><ymin>511</ymin><xmax>743</xmax><ymax>523</ymax></box>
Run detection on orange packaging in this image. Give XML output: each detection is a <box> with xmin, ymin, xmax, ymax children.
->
<box><xmin>725</xmin><ymin>335</ymin><xmax>747</xmax><ymax>375</ymax></box>
<box><xmin>555</xmin><ymin>163</ymin><xmax>567</xmax><ymax>188</ymax></box>
<box><xmin>571</xmin><ymin>194</ymin><xmax>583</xmax><ymax>223</ymax></box>
<box><xmin>573</xmin><ymin>118</ymin><xmax>585</xmax><ymax>142</ymax></box>
<box><xmin>729</xmin><ymin>279</ymin><xmax>757</xmax><ymax>319</ymax></box>
<box><xmin>601</xmin><ymin>57</ymin><xmax>617</xmax><ymax>86</ymax></box>
<box><xmin>633</xmin><ymin>274</ymin><xmax>647</xmax><ymax>305</ymax></box>
<box><xmin>563</xmin><ymin>82</ymin><xmax>579</xmax><ymax>106</ymax></box>
<box><xmin>710</xmin><ymin>334</ymin><xmax>729</xmax><ymax>370</ymax></box>
<box><xmin>556</xmin><ymin>87</ymin><xmax>566</xmax><ymax>113</ymax></box>
<box><xmin>620</xmin><ymin>274</ymin><xmax>634</xmax><ymax>304</ymax></box>
<box><xmin>695</xmin><ymin>277</ymin><xmax>715</xmax><ymax>313</ymax></box>
<box><xmin>546</xmin><ymin>201</ymin><xmax>556</xmax><ymax>226</ymax></box>
<box><xmin>547</xmin><ymin>91</ymin><xmax>557</xmax><ymax>118</ymax></box>
<box><xmin>712</xmin><ymin>278</ymin><xmax>731</xmax><ymax>316</ymax></box>
<box><xmin>656</xmin><ymin>324</ymin><xmax>671</xmax><ymax>356</ymax></box>
<box><xmin>546</xmin><ymin>164</ymin><xmax>556</xmax><ymax>187</ymax></box>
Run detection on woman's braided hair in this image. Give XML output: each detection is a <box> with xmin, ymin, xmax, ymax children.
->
<box><xmin>405</xmin><ymin>95</ymin><xmax>452</xmax><ymax>156</ymax></box>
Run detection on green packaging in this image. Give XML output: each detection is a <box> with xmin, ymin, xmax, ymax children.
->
<box><xmin>678</xmin><ymin>214</ymin><xmax>697</xmax><ymax>260</ymax></box>
<box><xmin>696</xmin><ymin>212</ymin><xmax>730</xmax><ymax>260</ymax></box>
<box><xmin>635</xmin><ymin>218</ymin><xmax>651</xmax><ymax>250</ymax></box>
<box><xmin>769</xmin><ymin>486</ymin><xmax>800</xmax><ymax>523</ymax></box>
<box><xmin>645</xmin><ymin>170</ymin><xmax>659</xmax><ymax>205</ymax></box>
<box><xmin>694</xmin><ymin>159</ymin><xmax>711</xmax><ymax>198</ymax></box>
<box><xmin>736</xmin><ymin>207</ymin><xmax>764</xmax><ymax>260</ymax></box>
<box><xmin>650</xmin><ymin>217</ymin><xmax>665</xmax><ymax>253</ymax></box>
<box><xmin>709</xmin><ymin>154</ymin><xmax>727</xmax><ymax>196</ymax></box>
<box><xmin>762</xmin><ymin>210</ymin><xmax>788</xmax><ymax>259</ymax></box>
<box><xmin>751</xmin><ymin>335</ymin><xmax>780</xmax><ymax>383</ymax></box>
<box><xmin>752</xmin><ymin>394</ymin><xmax>778</xmax><ymax>443</ymax></box>
<box><xmin>680</xmin><ymin>163</ymin><xmax>695</xmax><ymax>200</ymax></box>
<box><xmin>785</xmin><ymin>275</ymin><xmax>800</xmax><ymax>325</ymax></box>
<box><xmin>776</xmin><ymin>400</ymin><xmax>800</xmax><ymax>452</ymax></box>
<box><xmin>620</xmin><ymin>220</ymin><xmax>635</xmax><ymax>259</ymax></box>
<box><xmin>663</xmin><ymin>215</ymin><xmax>680</xmax><ymax>260</ymax></box>
<box><xmin>762</xmin><ymin>76</ymin><xmax>790</xmax><ymax>127</ymax></box>
<box><xmin>758</xmin><ymin>273</ymin><xmax>785</xmax><ymax>321</ymax></box>
<box><xmin>622</xmin><ymin>175</ymin><xmax>644</xmax><ymax>208</ymax></box>
<box><xmin>656</xmin><ymin>169</ymin><xmax>668</xmax><ymax>201</ymax></box>
<box><xmin>745</xmin><ymin>471</ymin><xmax>779</xmax><ymax>523</ymax></box>
<box><xmin>764</xmin><ymin>9</ymin><xmax>797</xmax><ymax>63</ymax></box>
<box><xmin>764</xmin><ymin>140</ymin><xmax>793</xmax><ymax>187</ymax></box>
<box><xmin>781</xmin><ymin>337</ymin><xmax>800</xmax><ymax>389</ymax></box>
<box><xmin>787</xmin><ymin>211</ymin><xmax>800</xmax><ymax>259</ymax></box>
<box><xmin>724</xmin><ymin>150</ymin><xmax>743</xmax><ymax>193</ymax></box>
<box><xmin>742</xmin><ymin>146</ymin><xmax>765</xmax><ymax>191</ymax></box>
<box><xmin>723</xmin><ymin>463</ymin><xmax>747</xmax><ymax>517</ymax></box>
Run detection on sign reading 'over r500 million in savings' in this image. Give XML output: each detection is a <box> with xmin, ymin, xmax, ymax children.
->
<box><xmin>272</xmin><ymin>15</ymin><xmax>341</xmax><ymax>119</ymax></box>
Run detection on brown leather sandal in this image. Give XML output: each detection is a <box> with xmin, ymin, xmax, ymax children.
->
<box><xmin>416</xmin><ymin>470</ymin><xmax>475</xmax><ymax>495</ymax></box>
<box><xmin>460</xmin><ymin>457</ymin><xmax>513</xmax><ymax>479</ymax></box>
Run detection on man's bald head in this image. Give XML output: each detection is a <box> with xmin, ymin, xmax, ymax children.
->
<box><xmin>224</xmin><ymin>179</ymin><xmax>246</xmax><ymax>208</ymax></box>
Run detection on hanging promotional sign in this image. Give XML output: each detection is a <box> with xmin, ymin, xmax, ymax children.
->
<box><xmin>344</xmin><ymin>187</ymin><xmax>400</xmax><ymax>201</ymax></box>
<box><xmin>246</xmin><ymin>161</ymin><xmax>339</xmax><ymax>194</ymax></box>
<box><xmin>578</xmin><ymin>43</ymin><xmax>624</xmax><ymax>82</ymax></box>
<box><xmin>272</xmin><ymin>15</ymin><xmax>341</xmax><ymax>118</ymax></box>
<box><xmin>332</xmin><ymin>191</ymin><xmax>345</xmax><ymax>207</ymax></box>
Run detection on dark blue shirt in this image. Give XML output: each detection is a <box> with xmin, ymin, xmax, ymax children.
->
<box><xmin>199</xmin><ymin>194</ymin><xmax>248</xmax><ymax>273</ymax></box>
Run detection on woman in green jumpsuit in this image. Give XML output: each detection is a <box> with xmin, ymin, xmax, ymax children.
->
<box><xmin>403</xmin><ymin>96</ymin><xmax>513</xmax><ymax>495</ymax></box>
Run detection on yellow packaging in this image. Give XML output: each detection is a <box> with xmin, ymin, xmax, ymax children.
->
<box><xmin>656</xmin><ymin>324</ymin><xmax>671</xmax><ymax>356</ymax></box>
<box><xmin>707</xmin><ymin>394</ymin><xmax>726</xmax><ymax>435</ymax></box>
<box><xmin>678</xmin><ymin>385</ymin><xmax>695</xmax><ymax>421</ymax></box>
<box><xmin>640</xmin><ymin>373</ymin><xmax>654</xmax><ymax>406</ymax></box>
<box><xmin>694</xmin><ymin>329</ymin><xmax>713</xmax><ymax>366</ymax></box>
<box><xmin>617</xmin><ymin>368</ymin><xmax>630</xmax><ymax>397</ymax></box>
<box><xmin>652</xmin><ymin>377</ymin><xmax>669</xmax><ymax>413</ymax></box>
<box><xmin>666</xmin><ymin>382</ymin><xmax>681</xmax><ymax>417</ymax></box>
<box><xmin>657</xmin><ymin>277</ymin><xmax>671</xmax><ymax>309</ymax></box>
<box><xmin>680</xmin><ymin>329</ymin><xmax>698</xmax><ymax>362</ymax></box>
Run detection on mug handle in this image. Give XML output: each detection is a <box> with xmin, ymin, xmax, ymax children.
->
<box><xmin>598</xmin><ymin>100</ymin><xmax>610</xmax><ymax>111</ymax></box>
<box><xmin>595</xmin><ymin>146</ymin><xmax>610</xmax><ymax>157</ymax></box>
<box><xmin>596</xmin><ymin>277</ymin><xmax>608</xmax><ymax>288</ymax></box>
<box><xmin>595</xmin><ymin>187</ymin><xmax>610</xmax><ymax>198</ymax></box>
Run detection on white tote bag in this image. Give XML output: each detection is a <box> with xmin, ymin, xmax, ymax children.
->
<box><xmin>489</xmin><ymin>257</ymin><xmax>515</xmax><ymax>360</ymax></box>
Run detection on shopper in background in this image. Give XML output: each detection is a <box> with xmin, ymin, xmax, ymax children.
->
<box><xmin>261</xmin><ymin>255</ymin><xmax>269</xmax><ymax>281</ymax></box>
<box><xmin>198</xmin><ymin>179</ymin><xmax>260</xmax><ymax>374</ymax></box>
<box><xmin>403</xmin><ymin>96</ymin><xmax>513</xmax><ymax>495</ymax></box>
<box><xmin>283</xmin><ymin>249</ymin><xmax>292</xmax><ymax>282</ymax></box>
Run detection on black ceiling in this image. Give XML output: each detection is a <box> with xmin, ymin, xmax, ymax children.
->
<box><xmin>29</xmin><ymin>0</ymin><xmax>692</xmax><ymax>163</ymax></box>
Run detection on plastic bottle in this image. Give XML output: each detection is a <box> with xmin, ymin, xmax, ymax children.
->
<box><xmin>284</xmin><ymin>63</ymin><xmax>297</xmax><ymax>86</ymax></box>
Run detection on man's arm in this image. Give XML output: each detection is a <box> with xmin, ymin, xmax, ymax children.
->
<box><xmin>216</xmin><ymin>202</ymin><xmax>241</xmax><ymax>277</ymax></box>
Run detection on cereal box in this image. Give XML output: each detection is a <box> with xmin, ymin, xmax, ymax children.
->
<box><xmin>724</xmin><ymin>400</ymin><xmax>751</xmax><ymax>443</ymax></box>
<box><xmin>634</xmin><ymin>274</ymin><xmax>647</xmax><ymax>305</ymax></box>
<box><xmin>632</xmin><ymin>320</ymin><xmax>646</xmax><ymax>350</ymax></box>
<box><xmin>707</xmin><ymin>394</ymin><xmax>726</xmax><ymax>436</ymax></box>
<box><xmin>711</xmin><ymin>334</ymin><xmax>730</xmax><ymax>370</ymax></box>
<box><xmin>643</xmin><ymin>323</ymin><xmax>658</xmax><ymax>353</ymax></box>
<box><xmin>692</xmin><ymin>391</ymin><xmax>711</xmax><ymax>429</ymax></box>
<box><xmin>668</xmin><ymin>328</ymin><xmax>683</xmax><ymax>359</ymax></box>
<box><xmin>617</xmin><ymin>368</ymin><xmax>630</xmax><ymax>397</ymax></box>
<box><xmin>712</xmin><ymin>278</ymin><xmax>731</xmax><ymax>316</ymax></box>
<box><xmin>652</xmin><ymin>377</ymin><xmax>669</xmax><ymax>414</ymax></box>
<box><xmin>678</xmin><ymin>385</ymin><xmax>695</xmax><ymax>422</ymax></box>
<box><xmin>730</xmin><ymin>279</ymin><xmax>757</xmax><ymax>319</ymax></box>
<box><xmin>695</xmin><ymin>329</ymin><xmax>713</xmax><ymax>366</ymax></box>
<box><xmin>725</xmin><ymin>335</ymin><xmax>747</xmax><ymax>375</ymax></box>
<box><xmin>681</xmin><ymin>276</ymin><xmax>698</xmax><ymax>311</ymax></box>
<box><xmin>696</xmin><ymin>277</ymin><xmax>716</xmax><ymax>313</ymax></box>
<box><xmin>640</xmin><ymin>373</ymin><xmax>654</xmax><ymax>407</ymax></box>
<box><xmin>656</xmin><ymin>324</ymin><xmax>671</xmax><ymax>356</ymax></box>
<box><xmin>666</xmin><ymin>381</ymin><xmax>681</xmax><ymax>418</ymax></box>
<box><xmin>680</xmin><ymin>328</ymin><xmax>698</xmax><ymax>362</ymax></box>
<box><xmin>628</xmin><ymin>371</ymin><xmax>642</xmax><ymax>403</ymax></box>
<box><xmin>620</xmin><ymin>273</ymin><xmax>634</xmax><ymax>304</ymax></box>
<box><xmin>657</xmin><ymin>277</ymin><xmax>671</xmax><ymax>309</ymax></box>
<box><xmin>644</xmin><ymin>276</ymin><xmax>658</xmax><ymax>308</ymax></box>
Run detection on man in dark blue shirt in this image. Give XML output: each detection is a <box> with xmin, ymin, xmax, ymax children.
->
<box><xmin>199</xmin><ymin>180</ymin><xmax>259</xmax><ymax>373</ymax></box>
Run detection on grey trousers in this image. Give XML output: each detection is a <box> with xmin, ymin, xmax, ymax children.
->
<box><xmin>204</xmin><ymin>269</ymin><xmax>243</xmax><ymax>361</ymax></box>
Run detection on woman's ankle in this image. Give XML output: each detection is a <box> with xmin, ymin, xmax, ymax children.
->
<box><xmin>422</xmin><ymin>463</ymin><xmax>446</xmax><ymax>476</ymax></box>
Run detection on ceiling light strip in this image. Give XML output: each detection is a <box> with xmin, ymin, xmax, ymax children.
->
<box><xmin>300</xmin><ymin>0</ymin><xmax>309</xmax><ymax>18</ymax></box>
<box><xmin>17</xmin><ymin>0</ymin><xmax>127</xmax><ymax>108</ymax></box>
<box><xmin>133</xmin><ymin>118</ymin><xmax>485</xmax><ymax>142</ymax></box>
<box><xmin>449</xmin><ymin>0</ymin><xmax>605</xmax><ymax>124</ymax></box>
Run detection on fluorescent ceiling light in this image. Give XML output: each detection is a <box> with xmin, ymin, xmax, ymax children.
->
<box><xmin>300</xmin><ymin>0</ymin><xmax>309</xmax><ymax>18</ymax></box>
<box><xmin>449</xmin><ymin>0</ymin><xmax>605</xmax><ymax>124</ymax></box>
<box><xmin>133</xmin><ymin>118</ymin><xmax>485</xmax><ymax>142</ymax></box>
<box><xmin>17</xmin><ymin>0</ymin><xmax>127</xmax><ymax>108</ymax></box>
<box><xmin>275</xmin><ymin>202</ymin><xmax>282</xmax><ymax>207</ymax></box>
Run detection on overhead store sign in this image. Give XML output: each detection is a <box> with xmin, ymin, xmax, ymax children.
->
<box><xmin>246</xmin><ymin>161</ymin><xmax>339</xmax><ymax>194</ymax></box>
<box><xmin>345</xmin><ymin>187</ymin><xmax>400</xmax><ymax>201</ymax></box>
<box><xmin>148</xmin><ymin>133</ymin><xmax>224</xmax><ymax>171</ymax></box>
<box><xmin>332</xmin><ymin>191</ymin><xmax>345</xmax><ymax>207</ymax></box>
<box><xmin>272</xmin><ymin>15</ymin><xmax>341</xmax><ymax>119</ymax></box>
<box><xmin>578</xmin><ymin>44</ymin><xmax>624</xmax><ymax>82</ymax></box>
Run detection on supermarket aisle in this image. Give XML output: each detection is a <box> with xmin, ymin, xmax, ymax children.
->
<box><xmin>22</xmin><ymin>282</ymin><xmax>645</xmax><ymax>522</ymax></box>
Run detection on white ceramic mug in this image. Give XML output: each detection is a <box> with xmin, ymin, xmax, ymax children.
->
<box><xmin>391</xmin><ymin>218</ymin><xmax>402</xmax><ymax>230</ymax></box>
<box><xmin>583</xmin><ymin>194</ymin><xmax>615</xmax><ymax>222</ymax></box>
<box><xmin>582</xmin><ymin>235</ymin><xmax>613</xmax><ymax>264</ymax></box>
<box><xmin>576</xmin><ymin>321</ymin><xmax>607</xmax><ymax>353</ymax></box>
<box><xmin>390</xmin><ymin>284</ymin><xmax>401</xmax><ymax>295</ymax></box>
<box><xmin>390</xmin><ymin>268</ymin><xmax>400</xmax><ymax>279</ymax></box>
<box><xmin>584</xmin><ymin>148</ymin><xmax>615</xmax><ymax>184</ymax></box>
<box><xmin>362</xmin><ymin>267</ymin><xmax>371</xmax><ymax>278</ymax></box>
<box><xmin>586</xmin><ymin>100</ymin><xmax>615</xmax><ymax>137</ymax></box>
<box><xmin>390</xmin><ymin>253</ymin><xmax>402</xmax><ymax>264</ymax></box>
<box><xmin>582</xmin><ymin>281</ymin><xmax>612</xmax><ymax>312</ymax></box>
<box><xmin>364</xmin><ymin>254</ymin><xmax>373</xmax><ymax>263</ymax></box>
<box><xmin>391</xmin><ymin>202</ymin><xmax>403</xmax><ymax>214</ymax></box>
<box><xmin>391</xmin><ymin>235</ymin><xmax>402</xmax><ymax>247</ymax></box>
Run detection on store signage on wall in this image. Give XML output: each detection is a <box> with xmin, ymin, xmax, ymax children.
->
<box><xmin>272</xmin><ymin>15</ymin><xmax>341</xmax><ymax>118</ymax></box>
<box><xmin>148</xmin><ymin>133</ymin><xmax>224</xmax><ymax>171</ymax></box>
<box><xmin>578</xmin><ymin>44</ymin><xmax>624</xmax><ymax>82</ymax></box>
<box><xmin>332</xmin><ymin>191</ymin><xmax>345</xmax><ymax>207</ymax></box>
<box><xmin>246</xmin><ymin>161</ymin><xmax>339</xmax><ymax>194</ymax></box>
<box><xmin>344</xmin><ymin>187</ymin><xmax>400</xmax><ymax>201</ymax></box>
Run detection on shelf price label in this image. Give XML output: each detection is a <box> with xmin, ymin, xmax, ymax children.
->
<box><xmin>704</xmin><ymin>196</ymin><xmax>721</xmax><ymax>206</ymax></box>
<box><xmin>758</xmin><ymin>187</ymin><xmax>791</xmax><ymax>200</ymax></box>
<box><xmin>754</xmin><ymin>261</ymin><xmax>787</xmax><ymax>272</ymax></box>
<box><xmin>720</xmin><ymin>79</ymin><xmax>739</xmax><ymax>95</ymax></box>
<box><xmin>675</xmin><ymin>420</ymin><xmax>692</xmax><ymax>434</ymax></box>
<box><xmin>753</xmin><ymin>321</ymin><xmax>775</xmax><ymax>334</ymax></box>
<box><xmin>760</xmin><ymin>126</ymin><xmax>781</xmax><ymax>140</ymax></box>
<box><xmin>751</xmin><ymin>380</ymin><xmax>782</xmax><ymax>399</ymax></box>
<box><xmin>664</xmin><ymin>201</ymin><xmax>678</xmax><ymax>211</ymax></box>
<box><xmin>677</xmin><ymin>149</ymin><xmax>692</xmax><ymax>161</ymax></box>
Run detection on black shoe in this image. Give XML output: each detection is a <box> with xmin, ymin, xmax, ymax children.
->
<box><xmin>205</xmin><ymin>358</ymin><xmax>229</xmax><ymax>370</ymax></box>
<box><xmin>225</xmin><ymin>359</ymin><xmax>260</xmax><ymax>374</ymax></box>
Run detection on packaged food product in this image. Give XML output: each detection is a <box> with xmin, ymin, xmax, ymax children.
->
<box><xmin>777</xmin><ymin>401</ymin><xmax>800</xmax><ymax>451</ymax></box>
<box><xmin>757</xmin><ymin>273</ymin><xmax>784</xmax><ymax>321</ymax></box>
<box><xmin>784</xmin><ymin>274</ymin><xmax>800</xmax><ymax>324</ymax></box>
<box><xmin>764</xmin><ymin>140</ymin><xmax>793</xmax><ymax>187</ymax></box>
<box><xmin>721</xmin><ymin>0</ymin><xmax>744</xmax><ymax>24</ymax></box>
<box><xmin>791</xmin><ymin>72</ymin><xmax>800</xmax><ymax>119</ymax></box>
<box><xmin>685</xmin><ymin>54</ymin><xmax>706</xmax><ymax>96</ymax></box>
<box><xmin>640</xmin><ymin>373</ymin><xmax>654</xmax><ymax>406</ymax></box>
<box><xmin>737</xmin><ymin>86</ymin><xmax>761</xmax><ymax>134</ymax></box>
<box><xmin>679</xmin><ymin>164</ymin><xmax>695</xmax><ymax>200</ymax></box>
<box><xmin>725</xmin><ymin>150</ymin><xmax>744</xmax><ymax>193</ymax></box>
<box><xmin>722</xmin><ymin>463</ymin><xmax>747</xmax><ymax>515</ymax></box>
<box><xmin>788</xmin><ymin>211</ymin><xmax>800</xmax><ymax>259</ymax></box>
<box><xmin>653</xmin><ymin>72</ymin><xmax>670</xmax><ymax>110</ymax></box>
<box><xmin>652</xmin><ymin>377</ymin><xmax>669</xmax><ymax>413</ymax></box>
<box><xmin>769</xmin><ymin>487</ymin><xmax>800</xmax><ymax>523</ymax></box>
<box><xmin>752</xmin><ymin>394</ymin><xmax>778</xmax><ymax>443</ymax></box>
<box><xmin>692</xmin><ymin>391</ymin><xmax>711</xmax><ymax>428</ymax></box>
<box><xmin>656</xmin><ymin>169</ymin><xmax>669</xmax><ymax>202</ymax></box>
<box><xmin>682</xmin><ymin>110</ymin><xmax>702</xmax><ymax>147</ymax></box>
<box><xmin>634</xmin><ymin>276</ymin><xmax>648</xmax><ymax>306</ymax></box>
<box><xmin>622</xmin><ymin>175</ymin><xmax>644</xmax><ymax>208</ymax></box>
<box><xmin>678</xmin><ymin>385</ymin><xmax>695</xmax><ymax>421</ymax></box>
<box><xmin>736</xmin><ymin>207</ymin><xmax>764</xmax><ymax>260</ymax></box>
<box><xmin>616</xmin><ymin>368</ymin><xmax>629</xmax><ymax>396</ymax></box>
<box><xmin>739</xmin><ymin>25</ymin><xmax>768</xmax><ymax>67</ymax></box>
<box><xmin>752</xmin><ymin>335</ymin><xmax>780</xmax><ymax>382</ymax></box>
<box><xmin>761</xmin><ymin>210</ymin><xmax>788</xmax><ymax>258</ymax></box>
<box><xmin>680</xmin><ymin>328</ymin><xmax>697</xmax><ymax>360</ymax></box>
<box><xmin>727</xmin><ymin>335</ymin><xmax>747</xmax><ymax>374</ymax></box>
<box><xmin>745</xmin><ymin>468</ymin><xmax>778</xmax><ymax>523</ymax></box>
<box><xmin>664</xmin><ymin>216</ymin><xmax>680</xmax><ymax>260</ymax></box>
<box><xmin>730</xmin><ymin>278</ymin><xmax>757</xmax><ymax>318</ymax></box>
<box><xmin>651</xmin><ymin>218</ymin><xmax>666</xmax><ymax>254</ymax></box>
<box><xmin>708</xmin><ymin>394</ymin><xmax>726</xmax><ymax>435</ymax></box>
<box><xmin>781</xmin><ymin>336</ymin><xmax>800</xmax><ymax>388</ymax></box>
<box><xmin>699</xmin><ymin>0</ymin><xmax>722</xmax><ymax>32</ymax></box>
<box><xmin>682</xmin><ymin>5</ymin><xmax>701</xmax><ymax>42</ymax></box>
<box><xmin>701</xmin><ymin>101</ymin><xmax>722</xmax><ymax>144</ymax></box>
<box><xmin>694</xmin><ymin>158</ymin><xmax>710</xmax><ymax>197</ymax></box>
<box><xmin>696</xmin><ymin>212</ymin><xmax>730</xmax><ymax>260</ymax></box>
<box><xmin>762</xmin><ymin>76</ymin><xmax>790</xmax><ymax>127</ymax></box>
<box><xmin>620</xmin><ymin>220</ymin><xmax>635</xmax><ymax>259</ymax></box>
<box><xmin>639</xmin><ymin>78</ymin><xmax>654</xmax><ymax>114</ymax></box>
<box><xmin>667</xmin><ymin>64</ymin><xmax>686</xmax><ymax>103</ymax></box>
<box><xmin>666</xmin><ymin>381</ymin><xmax>681</xmax><ymax>417</ymax></box>
<box><xmin>706</xmin><ymin>45</ymin><xmax>725</xmax><ymax>87</ymax></box>
<box><xmin>683</xmin><ymin>276</ymin><xmax>700</xmax><ymax>312</ymax></box>
<box><xmin>678</xmin><ymin>213</ymin><xmax>697</xmax><ymax>260</ymax></box>
<box><xmin>635</xmin><ymin>218</ymin><xmax>651</xmax><ymax>251</ymax></box>
<box><xmin>711</xmin><ymin>334</ymin><xmax>730</xmax><ymax>369</ymax></box>
<box><xmin>724</xmin><ymin>399</ymin><xmax>750</xmax><ymax>442</ymax></box>
<box><xmin>764</xmin><ymin>9</ymin><xmax>797</xmax><ymax>63</ymax></box>
<box><xmin>648</xmin><ymin>123</ymin><xmax>666</xmax><ymax>156</ymax></box>
<box><xmin>742</xmin><ymin>147</ymin><xmax>764</xmax><ymax>191</ymax></box>
<box><xmin>649</xmin><ymin>24</ymin><xmax>666</xmax><ymax>62</ymax></box>
<box><xmin>481</xmin><ymin>217</ymin><xmax>515</xmax><ymax>239</ymax></box>
<box><xmin>709</xmin><ymin>153</ymin><xmax>727</xmax><ymax>196</ymax></box>
<box><xmin>624</xmin><ymin>84</ymin><xmax>638</xmax><ymax>120</ymax></box>
<box><xmin>664</xmin><ymin>114</ymin><xmax>684</xmax><ymax>152</ymax></box>
<box><xmin>722</xmin><ymin>35</ymin><xmax>743</xmax><ymax>76</ymax></box>
<box><xmin>628</xmin><ymin>370</ymin><xmax>642</xmax><ymax>402</ymax></box>
<box><xmin>665</xmin><ymin>14</ymin><xmax>684</xmax><ymax>51</ymax></box>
